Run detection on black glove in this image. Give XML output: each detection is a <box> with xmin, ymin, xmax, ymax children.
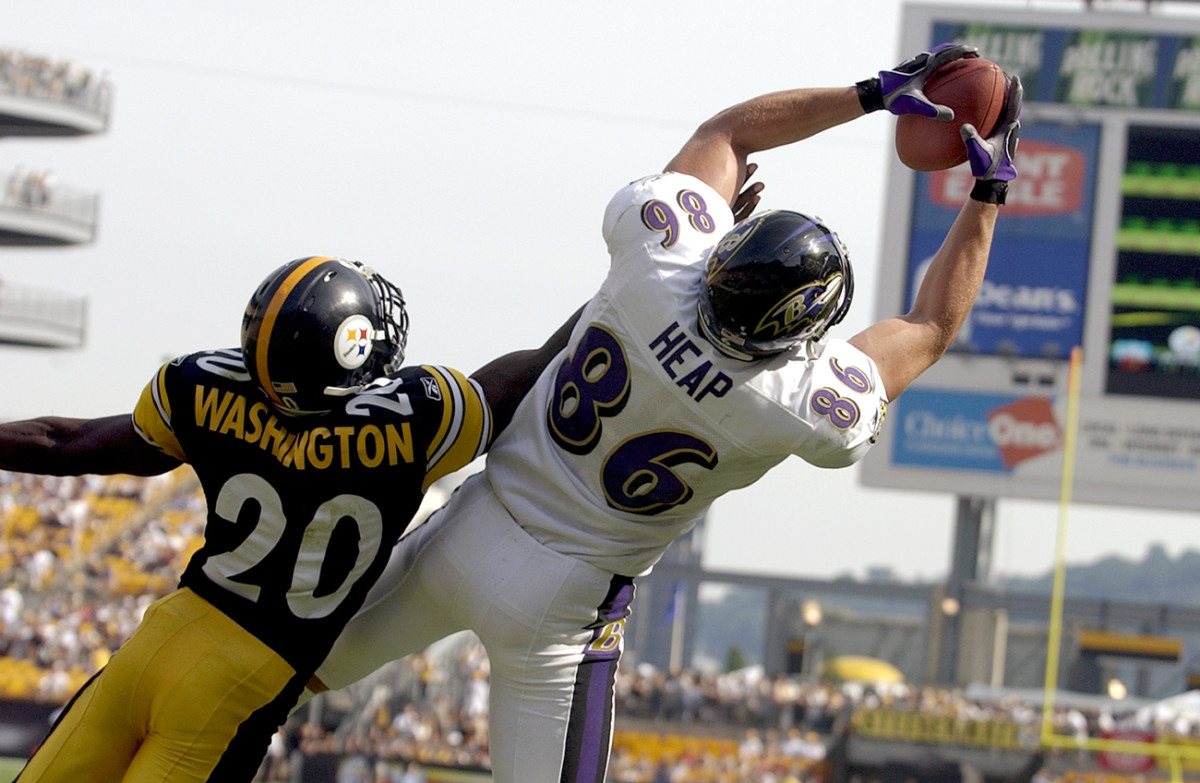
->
<box><xmin>857</xmin><ymin>43</ymin><xmax>979</xmax><ymax>119</ymax></box>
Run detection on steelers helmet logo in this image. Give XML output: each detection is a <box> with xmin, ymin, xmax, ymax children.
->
<box><xmin>335</xmin><ymin>314</ymin><xmax>375</xmax><ymax>370</ymax></box>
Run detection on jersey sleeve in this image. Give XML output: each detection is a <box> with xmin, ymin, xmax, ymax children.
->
<box><xmin>131</xmin><ymin>360</ymin><xmax>187</xmax><ymax>461</ymax></box>
<box><xmin>417</xmin><ymin>365</ymin><xmax>492</xmax><ymax>490</ymax></box>
<box><xmin>600</xmin><ymin>173</ymin><xmax>734</xmax><ymax>275</ymax></box>
<box><xmin>790</xmin><ymin>340</ymin><xmax>888</xmax><ymax>469</ymax></box>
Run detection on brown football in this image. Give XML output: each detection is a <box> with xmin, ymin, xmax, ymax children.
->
<box><xmin>895</xmin><ymin>57</ymin><xmax>1007</xmax><ymax>171</ymax></box>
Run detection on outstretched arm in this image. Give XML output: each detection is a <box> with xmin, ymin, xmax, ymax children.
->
<box><xmin>850</xmin><ymin>75</ymin><xmax>1023</xmax><ymax>400</ymax></box>
<box><xmin>848</xmin><ymin>200</ymin><xmax>998</xmax><ymax>399</ymax></box>
<box><xmin>665</xmin><ymin>86</ymin><xmax>863</xmax><ymax>206</ymax></box>
<box><xmin>0</xmin><ymin>414</ymin><xmax>183</xmax><ymax>476</ymax></box>
<box><xmin>665</xmin><ymin>44</ymin><xmax>979</xmax><ymax>206</ymax></box>
<box><xmin>471</xmin><ymin>304</ymin><xmax>586</xmax><ymax>437</ymax></box>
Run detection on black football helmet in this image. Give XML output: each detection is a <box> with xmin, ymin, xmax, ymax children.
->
<box><xmin>697</xmin><ymin>210</ymin><xmax>853</xmax><ymax>360</ymax></box>
<box><xmin>241</xmin><ymin>256</ymin><xmax>409</xmax><ymax>415</ymax></box>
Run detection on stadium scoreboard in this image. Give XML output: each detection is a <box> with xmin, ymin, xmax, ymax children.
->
<box><xmin>861</xmin><ymin>3</ymin><xmax>1200</xmax><ymax>512</ymax></box>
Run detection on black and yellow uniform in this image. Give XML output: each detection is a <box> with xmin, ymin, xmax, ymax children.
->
<box><xmin>18</xmin><ymin>348</ymin><xmax>490</xmax><ymax>783</ymax></box>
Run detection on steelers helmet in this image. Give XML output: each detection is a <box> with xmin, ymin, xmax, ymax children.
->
<box><xmin>697</xmin><ymin>210</ymin><xmax>853</xmax><ymax>360</ymax></box>
<box><xmin>241</xmin><ymin>256</ymin><xmax>409</xmax><ymax>415</ymax></box>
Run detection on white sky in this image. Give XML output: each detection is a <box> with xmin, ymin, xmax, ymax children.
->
<box><xmin>3</xmin><ymin>0</ymin><xmax>1197</xmax><ymax>583</ymax></box>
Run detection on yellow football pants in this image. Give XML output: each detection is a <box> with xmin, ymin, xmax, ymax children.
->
<box><xmin>17</xmin><ymin>588</ymin><xmax>296</xmax><ymax>783</ymax></box>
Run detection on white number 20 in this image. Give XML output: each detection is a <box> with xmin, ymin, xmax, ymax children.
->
<box><xmin>202</xmin><ymin>473</ymin><xmax>384</xmax><ymax>619</ymax></box>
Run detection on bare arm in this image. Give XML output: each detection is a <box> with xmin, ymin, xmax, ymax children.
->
<box><xmin>851</xmin><ymin>74</ymin><xmax>1023</xmax><ymax>401</ymax></box>
<box><xmin>664</xmin><ymin>45</ymin><xmax>982</xmax><ymax>209</ymax></box>
<box><xmin>849</xmin><ymin>199</ymin><xmax>998</xmax><ymax>399</ymax></box>
<box><xmin>0</xmin><ymin>414</ymin><xmax>183</xmax><ymax>476</ymax></box>
<box><xmin>471</xmin><ymin>304</ymin><xmax>586</xmax><ymax>437</ymax></box>
<box><xmin>665</xmin><ymin>86</ymin><xmax>864</xmax><ymax>206</ymax></box>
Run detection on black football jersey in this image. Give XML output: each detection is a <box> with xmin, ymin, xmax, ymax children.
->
<box><xmin>132</xmin><ymin>348</ymin><xmax>491</xmax><ymax>674</ymax></box>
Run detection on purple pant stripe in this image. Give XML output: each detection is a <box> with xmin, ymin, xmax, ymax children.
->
<box><xmin>561</xmin><ymin>576</ymin><xmax>635</xmax><ymax>783</ymax></box>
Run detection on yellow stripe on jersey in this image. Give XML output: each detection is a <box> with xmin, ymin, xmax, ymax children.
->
<box><xmin>420</xmin><ymin>365</ymin><xmax>491</xmax><ymax>491</ymax></box>
<box><xmin>132</xmin><ymin>364</ymin><xmax>187</xmax><ymax>461</ymax></box>
<box><xmin>254</xmin><ymin>256</ymin><xmax>332</xmax><ymax>408</ymax></box>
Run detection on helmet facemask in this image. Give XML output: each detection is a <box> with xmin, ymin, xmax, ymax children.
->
<box><xmin>325</xmin><ymin>263</ymin><xmax>410</xmax><ymax>398</ymax></box>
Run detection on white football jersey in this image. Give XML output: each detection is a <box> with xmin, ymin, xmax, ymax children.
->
<box><xmin>487</xmin><ymin>172</ymin><xmax>888</xmax><ymax>576</ymax></box>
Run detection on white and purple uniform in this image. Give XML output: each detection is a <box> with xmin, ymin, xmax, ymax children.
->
<box><xmin>316</xmin><ymin>172</ymin><xmax>888</xmax><ymax>783</ymax></box>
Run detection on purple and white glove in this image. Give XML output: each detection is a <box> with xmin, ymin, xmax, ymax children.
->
<box><xmin>857</xmin><ymin>43</ymin><xmax>979</xmax><ymax>120</ymax></box>
<box><xmin>961</xmin><ymin>74</ymin><xmax>1022</xmax><ymax>205</ymax></box>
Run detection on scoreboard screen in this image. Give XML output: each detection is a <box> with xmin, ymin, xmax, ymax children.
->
<box><xmin>1109</xmin><ymin>125</ymin><xmax>1200</xmax><ymax>401</ymax></box>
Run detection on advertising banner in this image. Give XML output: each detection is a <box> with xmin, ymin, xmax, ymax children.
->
<box><xmin>906</xmin><ymin>123</ymin><xmax>1100</xmax><ymax>359</ymax></box>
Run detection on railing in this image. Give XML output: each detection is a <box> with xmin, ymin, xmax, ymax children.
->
<box><xmin>2</xmin><ymin>168</ymin><xmax>100</xmax><ymax>230</ymax></box>
<box><xmin>0</xmin><ymin>282</ymin><xmax>87</xmax><ymax>347</ymax></box>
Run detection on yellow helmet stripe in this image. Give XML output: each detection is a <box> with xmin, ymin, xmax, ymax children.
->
<box><xmin>255</xmin><ymin>256</ymin><xmax>332</xmax><ymax>407</ymax></box>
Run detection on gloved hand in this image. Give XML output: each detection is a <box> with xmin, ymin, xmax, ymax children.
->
<box><xmin>961</xmin><ymin>74</ymin><xmax>1022</xmax><ymax>204</ymax></box>
<box><xmin>857</xmin><ymin>43</ymin><xmax>979</xmax><ymax>119</ymax></box>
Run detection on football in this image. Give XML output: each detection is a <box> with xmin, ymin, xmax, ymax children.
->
<box><xmin>894</xmin><ymin>57</ymin><xmax>1007</xmax><ymax>171</ymax></box>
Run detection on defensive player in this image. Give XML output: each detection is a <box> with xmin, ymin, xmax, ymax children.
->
<box><xmin>311</xmin><ymin>46</ymin><xmax>1022</xmax><ymax>783</ymax></box>
<box><xmin>1</xmin><ymin>256</ymin><xmax>576</xmax><ymax>783</ymax></box>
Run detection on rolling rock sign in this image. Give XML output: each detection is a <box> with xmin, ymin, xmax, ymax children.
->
<box><xmin>952</xmin><ymin>23</ymin><xmax>1200</xmax><ymax>112</ymax></box>
<box><xmin>1058</xmin><ymin>34</ymin><xmax>1157</xmax><ymax>107</ymax></box>
<box><xmin>1051</xmin><ymin>32</ymin><xmax>1200</xmax><ymax>110</ymax></box>
<box><xmin>1174</xmin><ymin>40</ymin><xmax>1200</xmax><ymax>108</ymax></box>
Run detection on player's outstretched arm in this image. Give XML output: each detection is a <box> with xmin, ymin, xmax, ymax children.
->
<box><xmin>471</xmin><ymin>303</ymin><xmax>585</xmax><ymax>438</ymax></box>
<box><xmin>665</xmin><ymin>86</ymin><xmax>862</xmax><ymax>207</ymax></box>
<box><xmin>665</xmin><ymin>44</ymin><xmax>977</xmax><ymax>207</ymax></box>
<box><xmin>849</xmin><ymin>75</ymin><xmax>1022</xmax><ymax>401</ymax></box>
<box><xmin>0</xmin><ymin>414</ymin><xmax>183</xmax><ymax>476</ymax></box>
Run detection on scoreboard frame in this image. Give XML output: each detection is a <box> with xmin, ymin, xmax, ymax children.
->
<box><xmin>860</xmin><ymin>3</ymin><xmax>1200</xmax><ymax>513</ymax></box>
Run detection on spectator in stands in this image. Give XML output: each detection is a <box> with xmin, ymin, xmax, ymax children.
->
<box><xmin>0</xmin><ymin>256</ymin><xmax>575</xmax><ymax>783</ymax></box>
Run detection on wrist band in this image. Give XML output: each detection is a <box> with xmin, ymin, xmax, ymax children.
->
<box><xmin>970</xmin><ymin>179</ymin><xmax>1008</xmax><ymax>205</ymax></box>
<box><xmin>856</xmin><ymin>78</ymin><xmax>884</xmax><ymax>113</ymax></box>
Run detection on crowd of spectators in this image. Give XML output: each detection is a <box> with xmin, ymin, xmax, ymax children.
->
<box><xmin>3</xmin><ymin>469</ymin><xmax>1200</xmax><ymax>782</ymax></box>
<box><xmin>615</xmin><ymin>662</ymin><xmax>847</xmax><ymax>735</ymax></box>
<box><xmin>0</xmin><ymin>48</ymin><xmax>111</xmax><ymax>113</ymax></box>
<box><xmin>0</xmin><ymin>468</ymin><xmax>201</xmax><ymax>701</ymax></box>
<box><xmin>0</xmin><ymin>48</ymin><xmax>108</xmax><ymax>231</ymax></box>
<box><xmin>271</xmin><ymin>635</ymin><xmax>843</xmax><ymax>783</ymax></box>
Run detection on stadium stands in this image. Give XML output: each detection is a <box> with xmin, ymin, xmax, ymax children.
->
<box><xmin>4</xmin><ymin>469</ymin><xmax>1200</xmax><ymax>781</ymax></box>
<box><xmin>0</xmin><ymin>47</ymin><xmax>112</xmax><ymax>132</ymax></box>
<box><xmin>0</xmin><ymin>46</ymin><xmax>103</xmax><ymax>349</ymax></box>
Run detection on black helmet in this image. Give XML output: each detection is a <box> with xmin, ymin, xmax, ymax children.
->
<box><xmin>697</xmin><ymin>210</ymin><xmax>853</xmax><ymax>360</ymax></box>
<box><xmin>241</xmin><ymin>256</ymin><xmax>409</xmax><ymax>415</ymax></box>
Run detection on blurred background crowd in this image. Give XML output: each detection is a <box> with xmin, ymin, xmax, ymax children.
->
<box><xmin>2</xmin><ymin>469</ymin><xmax>1195</xmax><ymax>782</ymax></box>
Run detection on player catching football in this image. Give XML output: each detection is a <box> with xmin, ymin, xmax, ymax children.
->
<box><xmin>305</xmin><ymin>44</ymin><xmax>1022</xmax><ymax>783</ymax></box>
<box><xmin>0</xmin><ymin>256</ymin><xmax>577</xmax><ymax>782</ymax></box>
